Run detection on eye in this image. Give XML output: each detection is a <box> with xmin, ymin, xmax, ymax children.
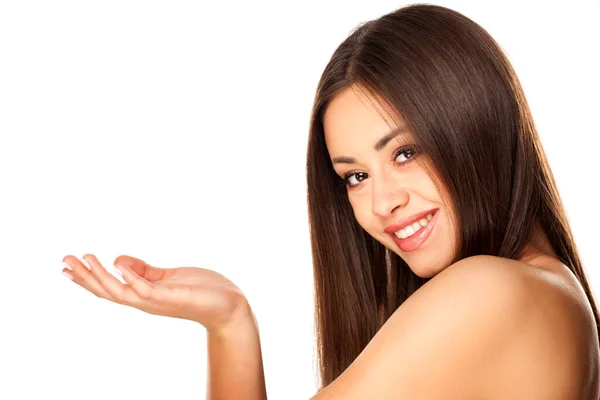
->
<box><xmin>340</xmin><ymin>145</ymin><xmax>418</xmax><ymax>189</ymax></box>
<box><xmin>344</xmin><ymin>171</ymin><xmax>367</xmax><ymax>188</ymax></box>
<box><xmin>394</xmin><ymin>147</ymin><xmax>415</xmax><ymax>164</ymax></box>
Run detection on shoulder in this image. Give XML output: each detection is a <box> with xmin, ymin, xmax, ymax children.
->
<box><xmin>421</xmin><ymin>254</ymin><xmax>527</xmax><ymax>302</ymax></box>
<box><xmin>433</xmin><ymin>255</ymin><xmax>592</xmax><ymax>397</ymax></box>
<box><xmin>312</xmin><ymin>255</ymin><xmax>588</xmax><ymax>399</ymax></box>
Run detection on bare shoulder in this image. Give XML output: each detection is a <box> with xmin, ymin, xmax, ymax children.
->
<box><xmin>311</xmin><ymin>254</ymin><xmax>598</xmax><ymax>400</ymax></box>
<box><xmin>457</xmin><ymin>255</ymin><xmax>599</xmax><ymax>399</ymax></box>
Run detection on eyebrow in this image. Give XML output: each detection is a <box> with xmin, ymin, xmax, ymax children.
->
<box><xmin>331</xmin><ymin>125</ymin><xmax>409</xmax><ymax>165</ymax></box>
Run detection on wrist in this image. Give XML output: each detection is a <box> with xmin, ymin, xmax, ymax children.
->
<box><xmin>206</xmin><ymin>298</ymin><xmax>266</xmax><ymax>400</ymax></box>
<box><xmin>206</xmin><ymin>298</ymin><xmax>257</xmax><ymax>339</ymax></box>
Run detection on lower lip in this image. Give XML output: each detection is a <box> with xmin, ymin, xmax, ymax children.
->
<box><xmin>390</xmin><ymin>210</ymin><xmax>440</xmax><ymax>252</ymax></box>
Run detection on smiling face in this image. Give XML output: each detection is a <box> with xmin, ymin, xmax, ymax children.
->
<box><xmin>323</xmin><ymin>86</ymin><xmax>457</xmax><ymax>278</ymax></box>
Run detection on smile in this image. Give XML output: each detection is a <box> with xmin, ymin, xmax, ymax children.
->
<box><xmin>393</xmin><ymin>212</ymin><xmax>435</xmax><ymax>239</ymax></box>
<box><xmin>387</xmin><ymin>209</ymin><xmax>440</xmax><ymax>252</ymax></box>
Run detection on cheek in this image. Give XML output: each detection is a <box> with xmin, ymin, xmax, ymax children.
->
<box><xmin>350</xmin><ymin>198</ymin><xmax>374</xmax><ymax>231</ymax></box>
<box><xmin>438</xmin><ymin>211</ymin><xmax>457</xmax><ymax>251</ymax></box>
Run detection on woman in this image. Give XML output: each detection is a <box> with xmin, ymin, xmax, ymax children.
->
<box><xmin>61</xmin><ymin>4</ymin><xmax>600</xmax><ymax>399</ymax></box>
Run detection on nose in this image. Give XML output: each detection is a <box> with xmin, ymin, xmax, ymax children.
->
<box><xmin>371</xmin><ymin>171</ymin><xmax>409</xmax><ymax>217</ymax></box>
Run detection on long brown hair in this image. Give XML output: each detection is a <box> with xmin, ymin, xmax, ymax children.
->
<box><xmin>306</xmin><ymin>3</ymin><xmax>600</xmax><ymax>389</ymax></box>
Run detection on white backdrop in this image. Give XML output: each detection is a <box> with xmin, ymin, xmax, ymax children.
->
<box><xmin>0</xmin><ymin>1</ymin><xmax>598</xmax><ymax>399</ymax></box>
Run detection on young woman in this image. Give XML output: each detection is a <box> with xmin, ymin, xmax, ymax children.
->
<box><xmin>61</xmin><ymin>4</ymin><xmax>600</xmax><ymax>399</ymax></box>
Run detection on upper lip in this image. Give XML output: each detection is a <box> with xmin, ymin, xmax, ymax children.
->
<box><xmin>384</xmin><ymin>208</ymin><xmax>439</xmax><ymax>234</ymax></box>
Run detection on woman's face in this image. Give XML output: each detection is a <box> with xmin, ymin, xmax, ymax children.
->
<box><xmin>323</xmin><ymin>86</ymin><xmax>456</xmax><ymax>278</ymax></box>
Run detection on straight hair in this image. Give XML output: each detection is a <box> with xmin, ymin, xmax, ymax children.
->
<box><xmin>306</xmin><ymin>3</ymin><xmax>600</xmax><ymax>389</ymax></box>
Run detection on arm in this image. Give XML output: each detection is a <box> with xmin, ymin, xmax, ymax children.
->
<box><xmin>206</xmin><ymin>301</ymin><xmax>267</xmax><ymax>400</ymax></box>
<box><xmin>310</xmin><ymin>256</ymin><xmax>530</xmax><ymax>399</ymax></box>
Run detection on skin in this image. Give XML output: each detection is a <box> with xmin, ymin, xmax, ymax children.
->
<box><xmin>60</xmin><ymin>254</ymin><xmax>251</xmax><ymax>334</ymax></box>
<box><xmin>324</xmin><ymin>85</ymin><xmax>456</xmax><ymax>278</ymax></box>
<box><xmin>323</xmin><ymin>84</ymin><xmax>562</xmax><ymax>277</ymax></box>
<box><xmin>315</xmin><ymin>84</ymin><xmax>599</xmax><ymax>399</ymax></box>
<box><xmin>60</xmin><ymin>84</ymin><xmax>598</xmax><ymax>398</ymax></box>
<box><xmin>319</xmin><ymin>84</ymin><xmax>599</xmax><ymax>398</ymax></box>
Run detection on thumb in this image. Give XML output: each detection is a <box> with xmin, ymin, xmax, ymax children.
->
<box><xmin>112</xmin><ymin>255</ymin><xmax>165</xmax><ymax>282</ymax></box>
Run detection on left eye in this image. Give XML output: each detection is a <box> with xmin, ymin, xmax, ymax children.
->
<box><xmin>394</xmin><ymin>148</ymin><xmax>415</xmax><ymax>164</ymax></box>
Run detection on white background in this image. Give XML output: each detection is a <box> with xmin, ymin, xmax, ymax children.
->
<box><xmin>0</xmin><ymin>1</ymin><xmax>598</xmax><ymax>399</ymax></box>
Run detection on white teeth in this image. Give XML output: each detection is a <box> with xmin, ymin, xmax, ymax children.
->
<box><xmin>394</xmin><ymin>212</ymin><xmax>435</xmax><ymax>239</ymax></box>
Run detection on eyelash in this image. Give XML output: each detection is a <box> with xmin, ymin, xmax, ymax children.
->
<box><xmin>340</xmin><ymin>145</ymin><xmax>418</xmax><ymax>189</ymax></box>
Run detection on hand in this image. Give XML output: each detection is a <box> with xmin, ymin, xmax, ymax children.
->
<box><xmin>62</xmin><ymin>254</ymin><xmax>252</xmax><ymax>334</ymax></box>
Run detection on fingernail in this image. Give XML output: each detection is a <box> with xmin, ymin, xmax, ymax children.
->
<box><xmin>113</xmin><ymin>265</ymin><xmax>123</xmax><ymax>277</ymax></box>
<box><xmin>62</xmin><ymin>261</ymin><xmax>73</xmax><ymax>271</ymax></box>
<box><xmin>62</xmin><ymin>271</ymin><xmax>73</xmax><ymax>280</ymax></box>
<box><xmin>81</xmin><ymin>258</ymin><xmax>92</xmax><ymax>271</ymax></box>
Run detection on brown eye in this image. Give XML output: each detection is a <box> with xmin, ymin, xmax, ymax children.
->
<box><xmin>343</xmin><ymin>171</ymin><xmax>367</xmax><ymax>188</ymax></box>
<box><xmin>393</xmin><ymin>147</ymin><xmax>416</xmax><ymax>165</ymax></box>
<box><xmin>341</xmin><ymin>145</ymin><xmax>418</xmax><ymax>190</ymax></box>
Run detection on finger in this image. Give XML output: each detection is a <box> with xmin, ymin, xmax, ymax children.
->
<box><xmin>112</xmin><ymin>255</ymin><xmax>166</xmax><ymax>282</ymax></box>
<box><xmin>61</xmin><ymin>267</ymin><xmax>74</xmax><ymax>281</ymax></box>
<box><xmin>62</xmin><ymin>256</ymin><xmax>114</xmax><ymax>300</ymax></box>
<box><xmin>113</xmin><ymin>262</ymin><xmax>157</xmax><ymax>301</ymax></box>
<box><xmin>111</xmin><ymin>264</ymin><xmax>187</xmax><ymax>318</ymax></box>
<box><xmin>82</xmin><ymin>254</ymin><xmax>141</xmax><ymax>306</ymax></box>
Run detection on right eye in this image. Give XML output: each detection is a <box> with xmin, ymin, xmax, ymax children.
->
<box><xmin>342</xmin><ymin>171</ymin><xmax>367</xmax><ymax>188</ymax></box>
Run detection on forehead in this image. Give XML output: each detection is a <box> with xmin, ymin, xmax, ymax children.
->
<box><xmin>323</xmin><ymin>87</ymin><xmax>401</xmax><ymax>153</ymax></box>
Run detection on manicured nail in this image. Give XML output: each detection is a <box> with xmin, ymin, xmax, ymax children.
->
<box><xmin>113</xmin><ymin>265</ymin><xmax>123</xmax><ymax>277</ymax></box>
<box><xmin>81</xmin><ymin>258</ymin><xmax>92</xmax><ymax>271</ymax></box>
<box><xmin>62</xmin><ymin>261</ymin><xmax>73</xmax><ymax>271</ymax></box>
<box><xmin>62</xmin><ymin>271</ymin><xmax>73</xmax><ymax>280</ymax></box>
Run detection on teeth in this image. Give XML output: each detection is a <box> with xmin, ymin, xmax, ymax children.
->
<box><xmin>394</xmin><ymin>213</ymin><xmax>434</xmax><ymax>239</ymax></box>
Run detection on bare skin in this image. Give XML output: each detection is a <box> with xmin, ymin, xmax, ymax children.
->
<box><xmin>61</xmin><ymin>254</ymin><xmax>267</xmax><ymax>399</ymax></box>
<box><xmin>441</xmin><ymin>222</ymin><xmax>599</xmax><ymax>398</ymax></box>
<box><xmin>320</xmin><ymin>84</ymin><xmax>599</xmax><ymax>398</ymax></box>
<box><xmin>63</xmin><ymin>231</ymin><xmax>599</xmax><ymax>400</ymax></box>
<box><xmin>61</xmin><ymin>229</ymin><xmax>598</xmax><ymax>399</ymax></box>
<box><xmin>513</xmin><ymin>229</ymin><xmax>600</xmax><ymax>400</ymax></box>
<box><xmin>310</xmin><ymin>250</ymin><xmax>598</xmax><ymax>399</ymax></box>
<box><xmin>61</xmin><ymin>254</ymin><xmax>251</xmax><ymax>334</ymax></box>
<box><xmin>61</xmin><ymin>86</ymin><xmax>598</xmax><ymax>398</ymax></box>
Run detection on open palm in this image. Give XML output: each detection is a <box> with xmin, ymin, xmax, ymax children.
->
<box><xmin>62</xmin><ymin>254</ymin><xmax>250</xmax><ymax>334</ymax></box>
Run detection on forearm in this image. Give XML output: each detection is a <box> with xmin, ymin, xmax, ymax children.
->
<box><xmin>206</xmin><ymin>302</ymin><xmax>267</xmax><ymax>400</ymax></box>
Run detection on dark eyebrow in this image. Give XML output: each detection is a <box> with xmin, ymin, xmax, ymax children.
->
<box><xmin>331</xmin><ymin>125</ymin><xmax>409</xmax><ymax>166</ymax></box>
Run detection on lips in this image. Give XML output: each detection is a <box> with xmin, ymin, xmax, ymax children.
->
<box><xmin>384</xmin><ymin>208</ymin><xmax>439</xmax><ymax>234</ymax></box>
<box><xmin>389</xmin><ymin>208</ymin><xmax>440</xmax><ymax>252</ymax></box>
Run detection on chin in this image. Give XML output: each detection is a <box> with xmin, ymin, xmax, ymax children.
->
<box><xmin>411</xmin><ymin>267</ymin><xmax>439</xmax><ymax>279</ymax></box>
<box><xmin>403</xmin><ymin>255</ymin><xmax>452</xmax><ymax>279</ymax></box>
<box><xmin>385</xmin><ymin>242</ymin><xmax>453</xmax><ymax>278</ymax></box>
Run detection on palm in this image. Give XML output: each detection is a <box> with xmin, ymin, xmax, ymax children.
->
<box><xmin>149</xmin><ymin>266</ymin><xmax>246</xmax><ymax>329</ymax></box>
